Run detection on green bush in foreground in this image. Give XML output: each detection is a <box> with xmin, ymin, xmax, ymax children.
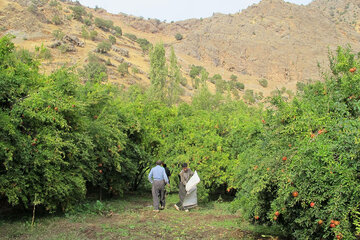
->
<box><xmin>232</xmin><ymin>46</ymin><xmax>360</xmax><ymax>240</ymax></box>
<box><xmin>0</xmin><ymin>35</ymin><xmax>142</xmax><ymax>212</ymax></box>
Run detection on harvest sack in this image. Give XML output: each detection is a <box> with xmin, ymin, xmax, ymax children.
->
<box><xmin>185</xmin><ymin>170</ymin><xmax>200</xmax><ymax>192</ymax></box>
<box><xmin>183</xmin><ymin>171</ymin><xmax>200</xmax><ymax>209</ymax></box>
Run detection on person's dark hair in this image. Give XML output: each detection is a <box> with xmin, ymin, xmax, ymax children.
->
<box><xmin>163</xmin><ymin>163</ymin><xmax>167</xmax><ymax>168</ymax></box>
<box><xmin>181</xmin><ymin>163</ymin><xmax>188</xmax><ymax>168</ymax></box>
<box><xmin>156</xmin><ymin>160</ymin><xmax>162</xmax><ymax>165</ymax></box>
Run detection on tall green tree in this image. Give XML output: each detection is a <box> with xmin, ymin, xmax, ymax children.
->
<box><xmin>149</xmin><ymin>43</ymin><xmax>168</xmax><ymax>100</ymax></box>
<box><xmin>167</xmin><ymin>47</ymin><xmax>182</xmax><ymax>105</ymax></box>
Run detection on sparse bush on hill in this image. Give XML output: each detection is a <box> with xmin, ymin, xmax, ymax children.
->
<box><xmin>87</xmin><ymin>12</ymin><xmax>93</xmax><ymax>19</ymax></box>
<box><xmin>81</xmin><ymin>26</ymin><xmax>97</xmax><ymax>41</ymax></box>
<box><xmin>243</xmin><ymin>89</ymin><xmax>255</xmax><ymax>103</ymax></box>
<box><xmin>113</xmin><ymin>26</ymin><xmax>122</xmax><ymax>37</ymax></box>
<box><xmin>175</xmin><ymin>33</ymin><xmax>183</xmax><ymax>40</ymax></box>
<box><xmin>105</xmin><ymin>59</ymin><xmax>112</xmax><ymax>66</ymax></box>
<box><xmin>49</xmin><ymin>0</ymin><xmax>58</xmax><ymax>7</ymax></box>
<box><xmin>27</xmin><ymin>4</ymin><xmax>38</xmax><ymax>14</ymax></box>
<box><xmin>81</xmin><ymin>26</ymin><xmax>89</xmax><ymax>39</ymax></box>
<box><xmin>57</xmin><ymin>43</ymin><xmax>72</xmax><ymax>53</ymax></box>
<box><xmin>118</xmin><ymin>62</ymin><xmax>129</xmax><ymax>77</ymax></box>
<box><xmin>70</xmin><ymin>5</ymin><xmax>86</xmax><ymax>22</ymax></box>
<box><xmin>235</xmin><ymin>82</ymin><xmax>245</xmax><ymax>90</ymax></box>
<box><xmin>255</xmin><ymin>91</ymin><xmax>263</xmax><ymax>100</ymax></box>
<box><xmin>215</xmin><ymin>78</ymin><xmax>226</xmax><ymax>94</ymax></box>
<box><xmin>189</xmin><ymin>65</ymin><xmax>206</xmax><ymax>89</ymax></box>
<box><xmin>109</xmin><ymin>35</ymin><xmax>116</xmax><ymax>45</ymax></box>
<box><xmin>52</xmin><ymin>15</ymin><xmax>62</xmax><ymax>25</ymax></box>
<box><xmin>136</xmin><ymin>38</ymin><xmax>152</xmax><ymax>53</ymax></box>
<box><xmin>83</xmin><ymin>18</ymin><xmax>92</xmax><ymax>26</ymax></box>
<box><xmin>52</xmin><ymin>29</ymin><xmax>64</xmax><ymax>40</ymax></box>
<box><xmin>96</xmin><ymin>41</ymin><xmax>111</xmax><ymax>53</ymax></box>
<box><xmin>230</xmin><ymin>74</ymin><xmax>238</xmax><ymax>81</ymax></box>
<box><xmin>35</xmin><ymin>44</ymin><xmax>52</xmax><ymax>60</ymax></box>
<box><xmin>124</xmin><ymin>33</ymin><xmax>137</xmax><ymax>41</ymax></box>
<box><xmin>89</xmin><ymin>30</ymin><xmax>98</xmax><ymax>41</ymax></box>
<box><xmin>189</xmin><ymin>65</ymin><xmax>204</xmax><ymax>79</ymax></box>
<box><xmin>259</xmin><ymin>78</ymin><xmax>268</xmax><ymax>87</ymax></box>
<box><xmin>94</xmin><ymin>18</ymin><xmax>114</xmax><ymax>31</ymax></box>
<box><xmin>131</xmin><ymin>66</ymin><xmax>139</xmax><ymax>75</ymax></box>
<box><xmin>81</xmin><ymin>53</ymin><xmax>107</xmax><ymax>83</ymax></box>
<box><xmin>180</xmin><ymin>77</ymin><xmax>187</xmax><ymax>86</ymax></box>
<box><xmin>211</xmin><ymin>73</ymin><xmax>222</xmax><ymax>82</ymax></box>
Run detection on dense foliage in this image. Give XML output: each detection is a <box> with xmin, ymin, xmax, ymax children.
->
<box><xmin>1</xmin><ymin>35</ymin><xmax>360</xmax><ymax>239</ymax></box>
<box><xmin>231</xmin><ymin>47</ymin><xmax>360</xmax><ymax>239</ymax></box>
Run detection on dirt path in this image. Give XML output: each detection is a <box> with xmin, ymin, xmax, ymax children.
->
<box><xmin>0</xmin><ymin>194</ymin><xmax>278</xmax><ymax>240</ymax></box>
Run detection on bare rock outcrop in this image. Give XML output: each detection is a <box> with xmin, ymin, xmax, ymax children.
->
<box><xmin>63</xmin><ymin>35</ymin><xmax>84</xmax><ymax>47</ymax></box>
<box><xmin>112</xmin><ymin>46</ymin><xmax>129</xmax><ymax>57</ymax></box>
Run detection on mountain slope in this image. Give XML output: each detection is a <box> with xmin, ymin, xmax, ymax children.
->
<box><xmin>1</xmin><ymin>0</ymin><xmax>360</xmax><ymax>100</ymax></box>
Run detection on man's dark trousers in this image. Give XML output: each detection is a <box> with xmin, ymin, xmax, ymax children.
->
<box><xmin>152</xmin><ymin>180</ymin><xmax>165</xmax><ymax>210</ymax></box>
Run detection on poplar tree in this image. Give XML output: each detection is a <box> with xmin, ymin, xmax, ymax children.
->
<box><xmin>167</xmin><ymin>47</ymin><xmax>182</xmax><ymax>105</ymax></box>
<box><xmin>149</xmin><ymin>43</ymin><xmax>167</xmax><ymax>100</ymax></box>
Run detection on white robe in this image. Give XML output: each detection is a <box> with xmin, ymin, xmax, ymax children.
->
<box><xmin>183</xmin><ymin>171</ymin><xmax>200</xmax><ymax>208</ymax></box>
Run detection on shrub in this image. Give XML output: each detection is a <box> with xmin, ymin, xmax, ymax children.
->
<box><xmin>70</xmin><ymin>5</ymin><xmax>86</xmax><ymax>21</ymax></box>
<box><xmin>15</xmin><ymin>48</ymin><xmax>35</xmax><ymax>65</ymax></box>
<box><xmin>235</xmin><ymin>82</ymin><xmax>245</xmax><ymax>90</ymax></box>
<box><xmin>113</xmin><ymin>26</ymin><xmax>122</xmax><ymax>37</ymax></box>
<box><xmin>52</xmin><ymin>15</ymin><xmax>62</xmax><ymax>25</ymax></box>
<box><xmin>131</xmin><ymin>66</ymin><xmax>139</xmax><ymax>75</ymax></box>
<box><xmin>83</xmin><ymin>18</ymin><xmax>92</xmax><ymax>26</ymax></box>
<box><xmin>49</xmin><ymin>0</ymin><xmax>58</xmax><ymax>7</ymax></box>
<box><xmin>52</xmin><ymin>29</ymin><xmax>64</xmax><ymax>40</ymax></box>
<box><xmin>28</xmin><ymin>4</ymin><xmax>38</xmax><ymax>14</ymax></box>
<box><xmin>105</xmin><ymin>59</ymin><xmax>112</xmax><ymax>66</ymax></box>
<box><xmin>89</xmin><ymin>30</ymin><xmax>98</xmax><ymax>41</ymax></box>
<box><xmin>180</xmin><ymin>77</ymin><xmax>187</xmax><ymax>86</ymax></box>
<box><xmin>230</xmin><ymin>74</ymin><xmax>238</xmax><ymax>81</ymax></box>
<box><xmin>258</xmin><ymin>78</ymin><xmax>268</xmax><ymax>87</ymax></box>
<box><xmin>35</xmin><ymin>44</ymin><xmax>52</xmax><ymax>60</ymax></box>
<box><xmin>255</xmin><ymin>91</ymin><xmax>263</xmax><ymax>100</ymax></box>
<box><xmin>81</xmin><ymin>53</ymin><xmax>107</xmax><ymax>82</ymax></box>
<box><xmin>124</xmin><ymin>33</ymin><xmax>137</xmax><ymax>41</ymax></box>
<box><xmin>189</xmin><ymin>65</ymin><xmax>204</xmax><ymax>79</ymax></box>
<box><xmin>94</xmin><ymin>18</ymin><xmax>113</xmax><ymax>31</ymax></box>
<box><xmin>118</xmin><ymin>62</ymin><xmax>129</xmax><ymax>76</ymax></box>
<box><xmin>243</xmin><ymin>89</ymin><xmax>255</xmax><ymax>103</ymax></box>
<box><xmin>81</xmin><ymin>26</ymin><xmax>89</xmax><ymax>39</ymax></box>
<box><xmin>215</xmin><ymin>78</ymin><xmax>226</xmax><ymax>94</ymax></box>
<box><xmin>175</xmin><ymin>33</ymin><xmax>183</xmax><ymax>40</ymax></box>
<box><xmin>136</xmin><ymin>38</ymin><xmax>152</xmax><ymax>53</ymax></box>
<box><xmin>57</xmin><ymin>43</ymin><xmax>72</xmax><ymax>53</ymax></box>
<box><xmin>109</xmin><ymin>35</ymin><xmax>116</xmax><ymax>45</ymax></box>
<box><xmin>211</xmin><ymin>73</ymin><xmax>222</xmax><ymax>82</ymax></box>
<box><xmin>96</xmin><ymin>41</ymin><xmax>111</xmax><ymax>53</ymax></box>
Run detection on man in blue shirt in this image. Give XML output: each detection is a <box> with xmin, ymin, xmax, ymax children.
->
<box><xmin>148</xmin><ymin>160</ymin><xmax>169</xmax><ymax>212</ymax></box>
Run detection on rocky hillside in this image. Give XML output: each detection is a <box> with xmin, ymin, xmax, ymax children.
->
<box><xmin>1</xmin><ymin>0</ymin><xmax>360</xmax><ymax>101</ymax></box>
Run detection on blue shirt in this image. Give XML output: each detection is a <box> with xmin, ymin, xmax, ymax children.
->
<box><xmin>148</xmin><ymin>165</ymin><xmax>169</xmax><ymax>184</ymax></box>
